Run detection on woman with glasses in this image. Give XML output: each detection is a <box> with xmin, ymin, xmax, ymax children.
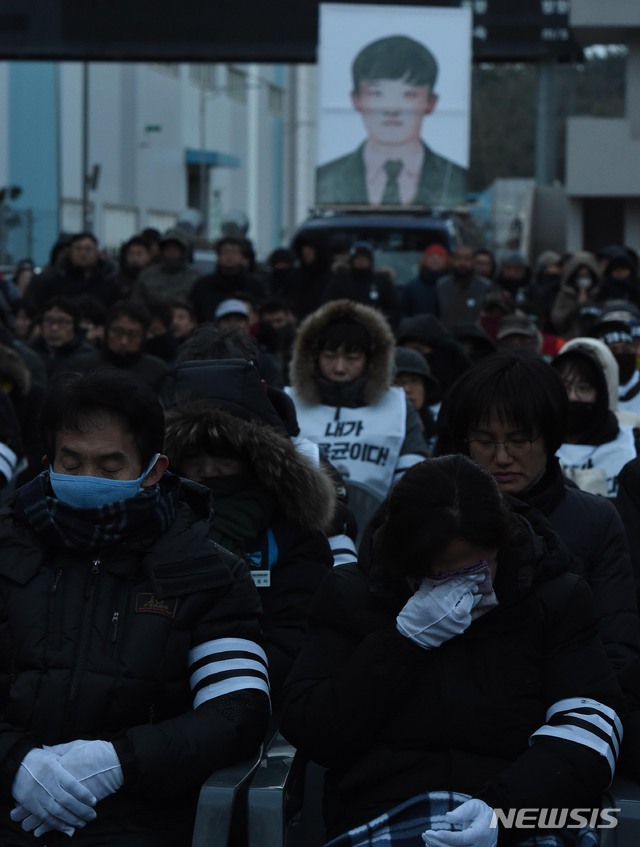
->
<box><xmin>434</xmin><ymin>352</ymin><xmax>639</xmax><ymax>683</ymax></box>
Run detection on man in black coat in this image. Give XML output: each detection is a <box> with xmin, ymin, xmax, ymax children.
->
<box><xmin>190</xmin><ymin>236</ymin><xmax>267</xmax><ymax>324</ymax></box>
<box><xmin>0</xmin><ymin>369</ymin><xmax>269</xmax><ymax>845</ymax></box>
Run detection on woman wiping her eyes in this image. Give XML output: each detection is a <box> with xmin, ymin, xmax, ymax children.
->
<box><xmin>280</xmin><ymin>455</ymin><xmax>623</xmax><ymax>847</ymax></box>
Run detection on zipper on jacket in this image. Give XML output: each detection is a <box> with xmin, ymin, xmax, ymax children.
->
<box><xmin>68</xmin><ymin>558</ymin><xmax>101</xmax><ymax>706</ymax></box>
<box><xmin>50</xmin><ymin>569</ymin><xmax>63</xmax><ymax>593</ymax></box>
<box><xmin>111</xmin><ymin>611</ymin><xmax>119</xmax><ymax>643</ymax></box>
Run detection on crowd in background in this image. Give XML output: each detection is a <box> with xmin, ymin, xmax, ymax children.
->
<box><xmin>1</xmin><ymin>225</ymin><xmax>640</xmax><ymax>844</ymax></box>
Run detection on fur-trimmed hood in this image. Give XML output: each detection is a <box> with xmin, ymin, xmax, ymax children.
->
<box><xmin>560</xmin><ymin>251</ymin><xmax>602</xmax><ymax>290</ymax></box>
<box><xmin>164</xmin><ymin>402</ymin><xmax>336</xmax><ymax>533</ymax></box>
<box><xmin>289</xmin><ymin>299</ymin><xmax>395</xmax><ymax>406</ymax></box>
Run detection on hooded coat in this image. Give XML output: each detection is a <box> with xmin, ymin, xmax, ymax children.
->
<box><xmin>552</xmin><ymin>337</ymin><xmax>637</xmax><ymax>496</ymax></box>
<box><xmin>287</xmin><ymin>300</ymin><xmax>427</xmax><ymax>500</ymax></box>
<box><xmin>163</xmin><ymin>359</ymin><xmax>335</xmax><ymax>698</ymax></box>
<box><xmin>550</xmin><ymin>252</ymin><xmax>602</xmax><ymax>338</ymax></box>
<box><xmin>280</xmin><ymin>502</ymin><xmax>622</xmax><ymax>842</ymax></box>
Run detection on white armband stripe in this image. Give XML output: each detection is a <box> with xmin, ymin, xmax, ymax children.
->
<box><xmin>189</xmin><ymin>637</ymin><xmax>268</xmax><ymax>666</ymax></box>
<box><xmin>329</xmin><ymin>534</ymin><xmax>358</xmax><ymax>567</ymax></box>
<box><xmin>190</xmin><ymin>657</ymin><xmax>268</xmax><ymax>688</ymax></box>
<box><xmin>188</xmin><ymin>637</ymin><xmax>270</xmax><ymax>706</ymax></box>
<box><xmin>529</xmin><ymin>697</ymin><xmax>622</xmax><ymax>779</ymax></box>
<box><xmin>193</xmin><ymin>675</ymin><xmax>270</xmax><ymax>707</ymax></box>
<box><xmin>545</xmin><ymin>697</ymin><xmax>623</xmax><ymax>748</ymax></box>
<box><xmin>0</xmin><ymin>443</ymin><xmax>17</xmax><ymax>482</ymax></box>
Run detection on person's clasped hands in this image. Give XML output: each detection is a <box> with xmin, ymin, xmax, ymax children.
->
<box><xmin>422</xmin><ymin>798</ymin><xmax>498</xmax><ymax>847</ymax></box>
<box><xmin>396</xmin><ymin>564</ymin><xmax>497</xmax><ymax>650</ymax></box>
<box><xmin>10</xmin><ymin>740</ymin><xmax>124</xmax><ymax>837</ymax></box>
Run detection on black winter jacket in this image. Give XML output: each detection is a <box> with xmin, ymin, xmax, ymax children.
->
<box><xmin>521</xmin><ymin>458</ymin><xmax>640</xmax><ymax>673</ymax></box>
<box><xmin>0</xmin><ymin>481</ymin><xmax>270</xmax><ymax>843</ymax></box>
<box><xmin>281</xmin><ymin>507</ymin><xmax>622</xmax><ymax>842</ymax></box>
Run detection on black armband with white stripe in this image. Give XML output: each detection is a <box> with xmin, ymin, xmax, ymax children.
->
<box><xmin>189</xmin><ymin>637</ymin><xmax>270</xmax><ymax>707</ymax></box>
<box><xmin>529</xmin><ymin>697</ymin><xmax>622</xmax><ymax>780</ymax></box>
<box><xmin>0</xmin><ymin>443</ymin><xmax>18</xmax><ymax>488</ymax></box>
<box><xmin>329</xmin><ymin>533</ymin><xmax>358</xmax><ymax>568</ymax></box>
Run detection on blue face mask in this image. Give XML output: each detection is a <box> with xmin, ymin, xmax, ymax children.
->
<box><xmin>49</xmin><ymin>453</ymin><xmax>161</xmax><ymax>510</ymax></box>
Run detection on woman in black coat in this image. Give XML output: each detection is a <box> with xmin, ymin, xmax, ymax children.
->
<box><xmin>280</xmin><ymin>456</ymin><xmax>622</xmax><ymax>845</ymax></box>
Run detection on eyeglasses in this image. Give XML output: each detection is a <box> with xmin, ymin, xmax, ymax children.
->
<box><xmin>465</xmin><ymin>435</ymin><xmax>541</xmax><ymax>457</ymax></box>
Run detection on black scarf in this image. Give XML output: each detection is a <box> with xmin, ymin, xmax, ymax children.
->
<box><xmin>13</xmin><ymin>471</ymin><xmax>180</xmax><ymax>551</ymax></box>
<box><xmin>201</xmin><ymin>474</ymin><xmax>275</xmax><ymax>557</ymax></box>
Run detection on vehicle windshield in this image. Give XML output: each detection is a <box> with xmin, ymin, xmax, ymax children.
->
<box><xmin>375</xmin><ymin>249</ymin><xmax>423</xmax><ymax>286</ymax></box>
<box><xmin>293</xmin><ymin>224</ymin><xmax>451</xmax><ymax>286</ymax></box>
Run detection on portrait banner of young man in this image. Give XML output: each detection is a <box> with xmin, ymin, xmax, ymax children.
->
<box><xmin>315</xmin><ymin>3</ymin><xmax>472</xmax><ymax>210</ymax></box>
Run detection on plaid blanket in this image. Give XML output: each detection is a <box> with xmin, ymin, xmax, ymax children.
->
<box><xmin>322</xmin><ymin>792</ymin><xmax>600</xmax><ymax>847</ymax></box>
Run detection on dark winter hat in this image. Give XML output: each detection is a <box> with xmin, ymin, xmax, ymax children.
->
<box><xmin>393</xmin><ymin>347</ymin><xmax>439</xmax><ymax>391</ymax></box>
<box><xmin>349</xmin><ymin>241</ymin><xmax>374</xmax><ymax>262</ymax></box>
<box><xmin>590</xmin><ymin>318</ymin><xmax>633</xmax><ymax>347</ymax></box>
<box><xmin>534</xmin><ymin>250</ymin><xmax>562</xmax><ymax>272</ymax></box>
<box><xmin>496</xmin><ymin>315</ymin><xmax>538</xmax><ymax>342</ymax></box>
<box><xmin>600</xmin><ymin>300</ymin><xmax>640</xmax><ymax>322</ymax></box>
<box><xmin>160</xmin><ymin>228</ymin><xmax>189</xmax><ymax>250</ymax></box>
<box><xmin>268</xmin><ymin>247</ymin><xmax>294</xmax><ymax>267</ymax></box>
<box><xmin>166</xmin><ymin>358</ymin><xmax>287</xmax><ymax>433</ymax></box>
<box><xmin>451</xmin><ymin>324</ymin><xmax>496</xmax><ymax>358</ymax></box>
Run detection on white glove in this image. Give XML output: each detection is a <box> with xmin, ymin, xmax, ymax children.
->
<box><xmin>14</xmin><ymin>740</ymin><xmax>123</xmax><ymax>838</ymax></box>
<box><xmin>10</xmin><ymin>748</ymin><xmax>97</xmax><ymax>834</ymax></box>
<box><xmin>396</xmin><ymin>575</ymin><xmax>484</xmax><ymax>649</ymax></box>
<box><xmin>49</xmin><ymin>740</ymin><xmax>124</xmax><ymax>800</ymax></box>
<box><xmin>422</xmin><ymin>798</ymin><xmax>497</xmax><ymax>847</ymax></box>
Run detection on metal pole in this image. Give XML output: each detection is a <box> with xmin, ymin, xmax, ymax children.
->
<box><xmin>199</xmin><ymin>85</ymin><xmax>208</xmax><ymax>232</ymax></box>
<box><xmin>535</xmin><ymin>58</ymin><xmax>557</xmax><ymax>187</ymax></box>
<box><xmin>82</xmin><ymin>62</ymin><xmax>89</xmax><ymax>230</ymax></box>
<box><xmin>0</xmin><ymin>198</ymin><xmax>5</xmax><ymax>265</ymax></box>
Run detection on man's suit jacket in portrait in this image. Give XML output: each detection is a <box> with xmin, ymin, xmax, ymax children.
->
<box><xmin>316</xmin><ymin>142</ymin><xmax>467</xmax><ymax>208</ymax></box>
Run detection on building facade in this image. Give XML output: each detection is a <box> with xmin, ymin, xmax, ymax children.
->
<box><xmin>566</xmin><ymin>1</ymin><xmax>640</xmax><ymax>252</ymax></box>
<box><xmin>0</xmin><ymin>60</ymin><xmax>318</xmax><ymax>266</ymax></box>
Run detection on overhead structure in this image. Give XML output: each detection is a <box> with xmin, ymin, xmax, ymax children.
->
<box><xmin>0</xmin><ymin>0</ymin><xmax>581</xmax><ymax>63</ymax></box>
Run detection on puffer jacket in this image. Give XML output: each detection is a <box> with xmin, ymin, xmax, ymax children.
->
<box><xmin>281</xmin><ymin>504</ymin><xmax>622</xmax><ymax>842</ymax></box>
<box><xmin>0</xmin><ymin>477</ymin><xmax>269</xmax><ymax>842</ymax></box>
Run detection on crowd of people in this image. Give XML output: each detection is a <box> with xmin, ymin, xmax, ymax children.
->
<box><xmin>0</xmin><ymin>226</ymin><xmax>640</xmax><ymax>846</ymax></box>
